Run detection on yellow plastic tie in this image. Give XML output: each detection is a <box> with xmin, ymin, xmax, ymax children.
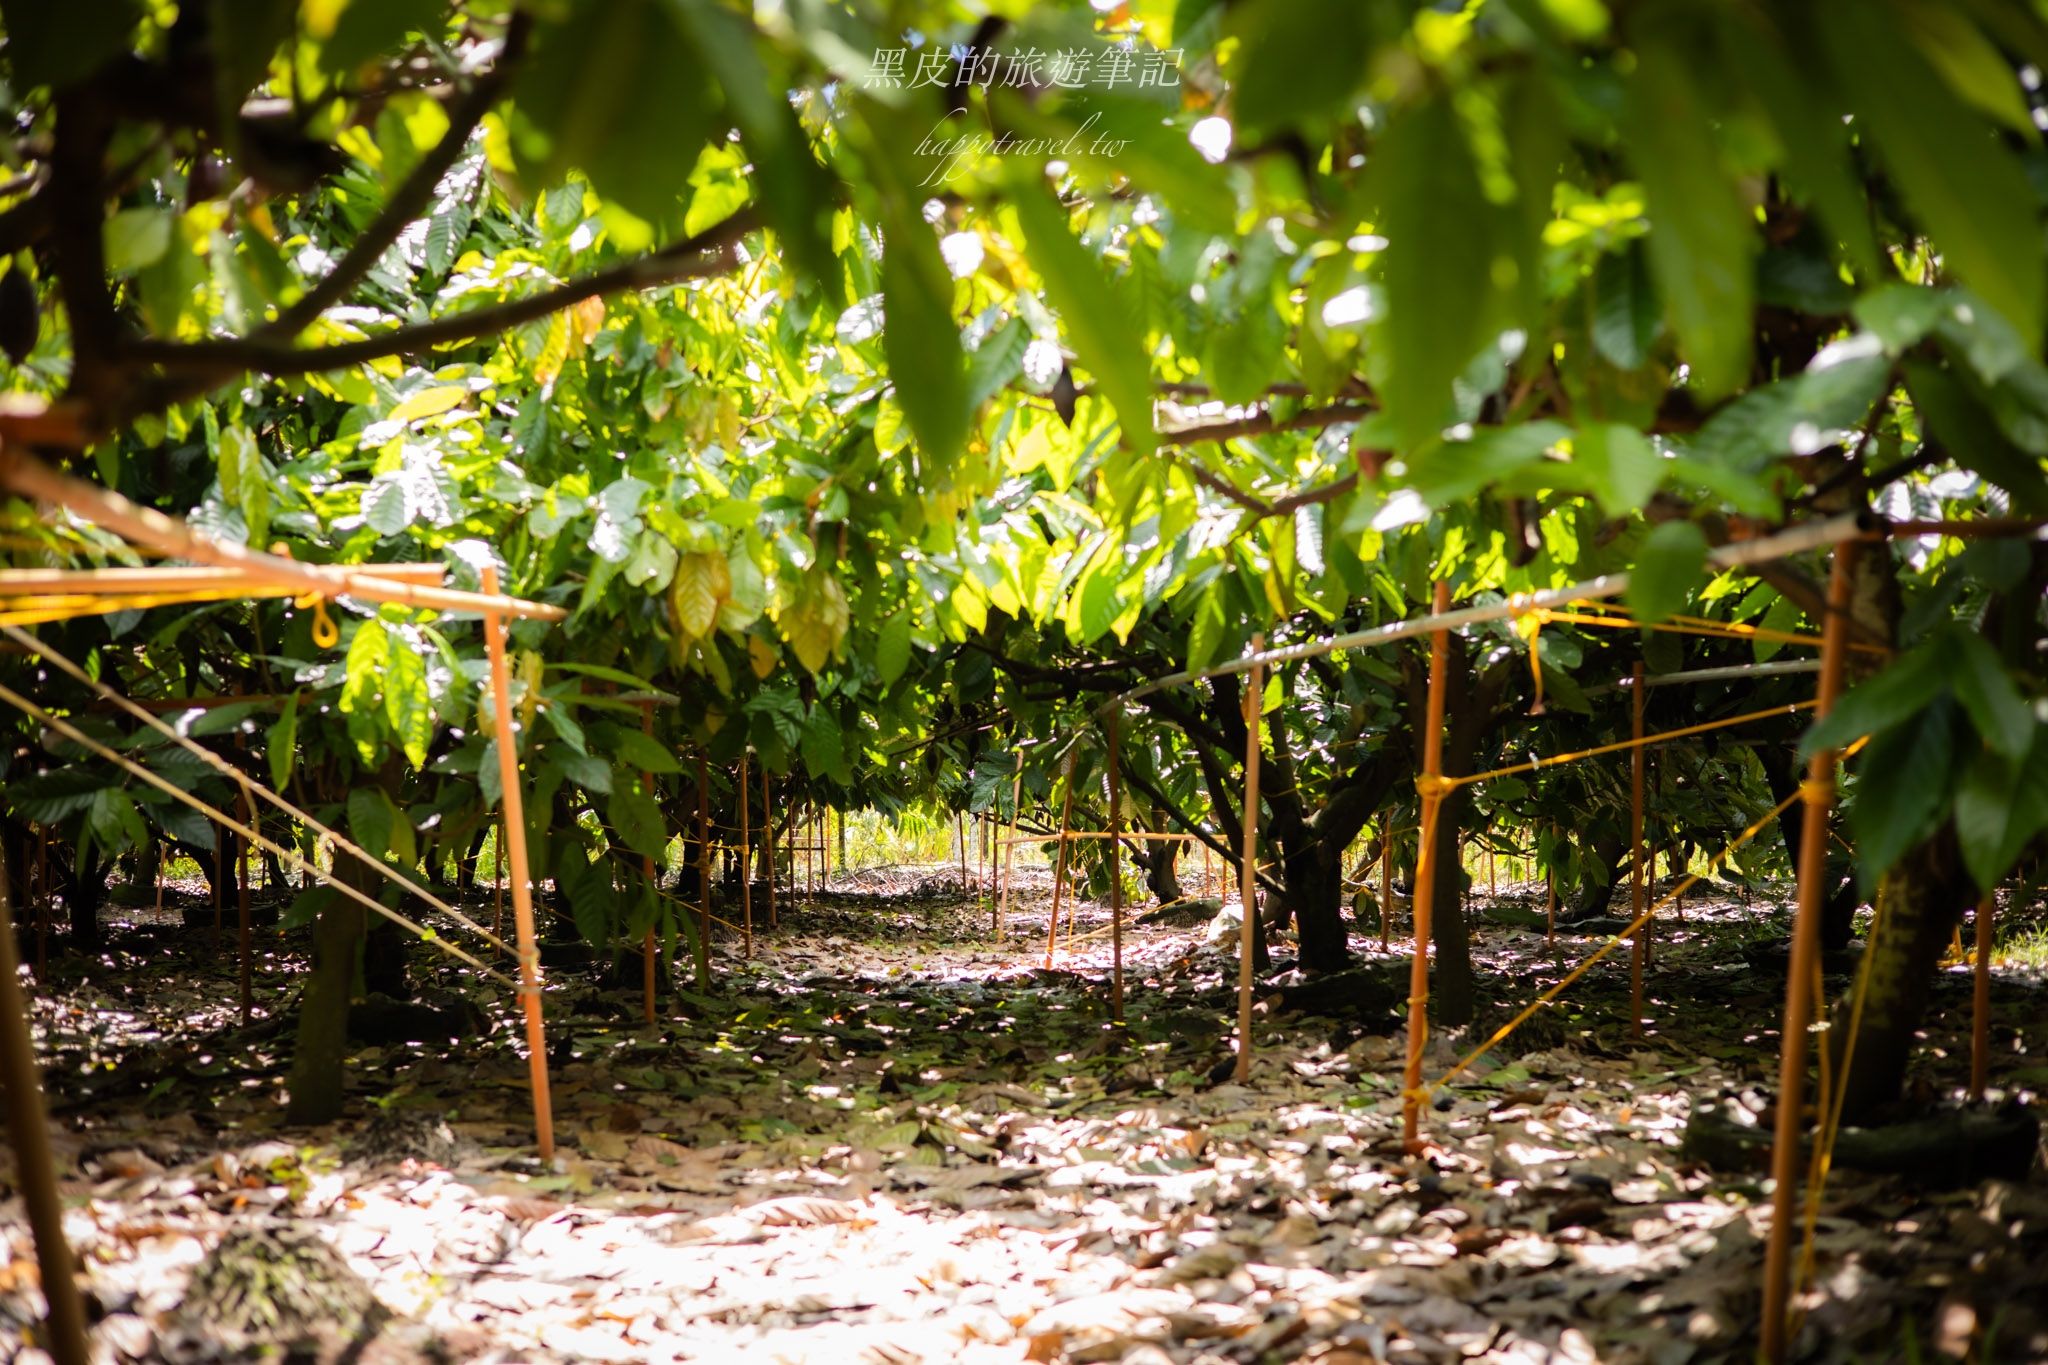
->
<box><xmin>311</xmin><ymin>598</ymin><xmax>339</xmax><ymax>648</ymax></box>
<box><xmin>1414</xmin><ymin>773</ymin><xmax>1456</xmax><ymax>801</ymax></box>
<box><xmin>1799</xmin><ymin>778</ymin><xmax>1834</xmax><ymax>806</ymax></box>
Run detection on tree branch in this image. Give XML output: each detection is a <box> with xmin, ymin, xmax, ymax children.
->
<box><xmin>122</xmin><ymin>206</ymin><xmax>762</xmax><ymax>379</ymax></box>
<box><xmin>1158</xmin><ymin>399</ymin><xmax>1375</xmax><ymax>449</ymax></box>
<box><xmin>258</xmin><ymin>13</ymin><xmax>531</xmax><ymax>342</ymax></box>
<box><xmin>1120</xmin><ymin>760</ymin><xmax>1283</xmax><ymax>899</ymax></box>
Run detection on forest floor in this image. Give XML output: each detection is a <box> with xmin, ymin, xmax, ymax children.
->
<box><xmin>3</xmin><ymin>865</ymin><xmax>2046</xmax><ymax>1365</ymax></box>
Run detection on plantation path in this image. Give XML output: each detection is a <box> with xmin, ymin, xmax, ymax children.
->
<box><xmin>4</xmin><ymin>870</ymin><xmax>2045</xmax><ymax>1364</ymax></box>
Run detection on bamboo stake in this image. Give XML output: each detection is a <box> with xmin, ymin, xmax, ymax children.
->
<box><xmin>1972</xmin><ymin>893</ymin><xmax>1993</xmax><ymax>1102</ymax></box>
<box><xmin>1546</xmin><ymin>823</ymin><xmax>1559</xmax><ymax>957</ymax></box>
<box><xmin>1379</xmin><ymin>829</ymin><xmax>1392</xmax><ymax>952</ymax></box>
<box><xmin>1404</xmin><ymin>587</ymin><xmax>1450</xmax><ymax>1150</ymax></box>
<box><xmin>34</xmin><ymin>827</ymin><xmax>46</xmax><ymax>978</ymax></box>
<box><xmin>1630</xmin><ymin>661</ymin><xmax>1647</xmax><ymax>1039</ymax></box>
<box><xmin>237</xmin><ymin>781</ymin><xmax>253</xmax><ymax>1025</ymax></box>
<box><xmin>1235</xmin><ymin>633</ymin><xmax>1266</xmax><ymax>1085</ymax></box>
<box><xmin>1044</xmin><ymin>753</ymin><xmax>1078</xmax><ymax>967</ymax></box>
<box><xmin>1108</xmin><ymin>706</ymin><xmax>1124</xmax><ymax>1024</ymax></box>
<box><xmin>480</xmin><ymin>565</ymin><xmax>555</xmax><ymax>1162</ymax></box>
<box><xmin>641</xmin><ymin>702</ymin><xmax>657</xmax><ymax>1024</ymax></box>
<box><xmin>493</xmin><ymin>817</ymin><xmax>505</xmax><ymax>946</ymax></box>
<box><xmin>695</xmin><ymin>753</ymin><xmax>712</xmax><ymax>989</ymax></box>
<box><xmin>738</xmin><ymin>752</ymin><xmax>754</xmax><ymax>958</ymax></box>
<box><xmin>957</xmin><ymin>812</ymin><xmax>969</xmax><ymax>896</ymax></box>
<box><xmin>999</xmin><ymin>769</ymin><xmax>1021</xmax><ymax>938</ymax></box>
<box><xmin>0</xmin><ymin>842</ymin><xmax>90</xmax><ymax>1365</ymax></box>
<box><xmin>1762</xmin><ymin>542</ymin><xmax>1856</xmax><ymax>1365</ymax></box>
<box><xmin>761</xmin><ymin>764</ymin><xmax>776</xmax><ymax>932</ymax></box>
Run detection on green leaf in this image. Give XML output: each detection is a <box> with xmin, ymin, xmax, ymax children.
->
<box><xmin>1849</xmin><ymin>696</ymin><xmax>1966</xmax><ymax>891</ymax></box>
<box><xmin>801</xmin><ymin>704</ymin><xmax>848</xmax><ymax>784</ymax></box>
<box><xmin>103</xmin><ymin>207</ymin><xmax>172</xmax><ymax>274</ymax></box>
<box><xmin>1903</xmin><ymin>359</ymin><xmax>2048</xmax><ymax>514</ymax></box>
<box><xmin>543</xmin><ymin>703</ymin><xmax>589</xmax><ymax>756</ymax></box>
<box><xmin>1820</xmin><ymin>0</ymin><xmax>2044</xmax><ymax>348</ymax></box>
<box><xmin>1569</xmin><ymin>423</ymin><xmax>1664</xmax><ymax>516</ymax></box>
<box><xmin>1716</xmin><ymin>5</ymin><xmax>1881</xmax><ymax>277</ymax></box>
<box><xmin>875</xmin><ymin>611</ymin><xmax>913</xmax><ymax>686</ymax></box>
<box><xmin>669</xmin><ymin>0</ymin><xmax>833</xmax><ymax>280</ymax></box>
<box><xmin>1626</xmin><ymin>15</ymin><xmax>1754</xmax><ymax>397</ymax></box>
<box><xmin>1625</xmin><ymin>521</ymin><xmax>1708</xmax><ymax>625</ymax></box>
<box><xmin>1945</xmin><ymin>628</ymin><xmax>2035</xmax><ymax>759</ymax></box>
<box><xmin>1375</xmin><ymin>95</ymin><xmax>1493</xmax><ymax>450</ymax></box>
<box><xmin>967</xmin><ymin>317</ymin><xmax>1028</xmax><ymax>411</ymax></box>
<box><xmin>1800</xmin><ymin>635</ymin><xmax>1950</xmax><ymax>758</ymax></box>
<box><xmin>1955</xmin><ymin>730</ymin><xmax>2048</xmax><ymax>892</ymax></box>
<box><xmin>880</xmin><ymin>216</ymin><xmax>970</xmax><ymax>466</ymax></box>
<box><xmin>341</xmin><ymin>619</ymin><xmax>391</xmax><ymax>764</ymax></box>
<box><xmin>1591</xmin><ymin>243</ymin><xmax>1660</xmax><ymax>371</ymax></box>
<box><xmin>515</xmin><ymin>0</ymin><xmax>720</xmax><ymax>228</ymax></box>
<box><xmin>319</xmin><ymin>0</ymin><xmax>445</xmax><ymax>74</ymax></box>
<box><xmin>1226</xmin><ymin>0</ymin><xmax>1369</xmax><ymax>130</ymax></box>
<box><xmin>1007</xmin><ymin>172</ymin><xmax>1157</xmax><ymax>457</ymax></box>
<box><xmin>384</xmin><ymin>640</ymin><xmax>433</xmax><ymax>768</ymax></box>
<box><xmin>268</xmin><ymin>691</ymin><xmax>300</xmax><ymax>793</ymax></box>
<box><xmin>0</xmin><ymin>0</ymin><xmax>140</xmax><ymax>91</ymax></box>
<box><xmin>1186</xmin><ymin>583</ymin><xmax>1227</xmax><ymax>677</ymax></box>
<box><xmin>610</xmin><ymin>790</ymin><xmax>670</xmax><ymax>861</ymax></box>
<box><xmin>611</xmin><ymin>727</ymin><xmax>681</xmax><ymax>774</ymax></box>
<box><xmin>348</xmin><ymin>788</ymin><xmax>395</xmax><ymax>863</ymax></box>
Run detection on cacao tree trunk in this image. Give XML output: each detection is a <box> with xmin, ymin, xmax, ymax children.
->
<box><xmin>287</xmin><ymin>858</ymin><xmax>372</xmax><ymax>1124</ymax></box>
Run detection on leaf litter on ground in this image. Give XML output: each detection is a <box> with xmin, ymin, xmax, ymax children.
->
<box><xmin>0</xmin><ymin>865</ymin><xmax>2043</xmax><ymax>1364</ymax></box>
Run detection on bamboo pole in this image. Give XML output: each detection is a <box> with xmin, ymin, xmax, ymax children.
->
<box><xmin>999</xmin><ymin>769</ymin><xmax>1021</xmax><ymax>938</ymax></box>
<box><xmin>0</xmin><ymin>445</ymin><xmax>566</xmax><ymax>621</ymax></box>
<box><xmin>0</xmin><ymin>564</ymin><xmax>446</xmax><ymax>593</ymax></box>
<box><xmin>493</xmin><ymin>817</ymin><xmax>505</xmax><ymax>946</ymax></box>
<box><xmin>761</xmin><ymin>764</ymin><xmax>776</xmax><ymax>932</ymax></box>
<box><xmin>1630</xmin><ymin>661</ymin><xmax>1647</xmax><ymax>1038</ymax></box>
<box><xmin>0</xmin><ymin>842</ymin><xmax>90</xmax><ymax>1365</ymax></box>
<box><xmin>480</xmin><ymin>565</ymin><xmax>555</xmax><ymax>1161</ymax></box>
<box><xmin>1108</xmin><ymin>707</ymin><xmax>1124</xmax><ymax>1024</ymax></box>
<box><xmin>1404</xmin><ymin>587</ymin><xmax>1450</xmax><ymax>1150</ymax></box>
<box><xmin>1379</xmin><ymin>829</ymin><xmax>1392</xmax><ymax>952</ymax></box>
<box><xmin>237</xmin><ymin>782</ymin><xmax>253</xmax><ymax>1025</ymax></box>
<box><xmin>1761</xmin><ymin>542</ymin><xmax>1856</xmax><ymax>1364</ymax></box>
<box><xmin>1546</xmin><ymin>823</ymin><xmax>1559</xmax><ymax>956</ymax></box>
<box><xmin>1972</xmin><ymin>893</ymin><xmax>1994</xmax><ymax>1102</ymax></box>
<box><xmin>694</xmin><ymin>753</ymin><xmax>712</xmax><ymax>989</ymax></box>
<box><xmin>1044</xmin><ymin>754</ymin><xmax>1077</xmax><ymax>967</ymax></box>
<box><xmin>738</xmin><ymin>752</ymin><xmax>754</xmax><ymax>958</ymax></box>
<box><xmin>1234</xmin><ymin>634</ymin><xmax>1266</xmax><ymax>1084</ymax></box>
<box><xmin>641</xmin><ymin>702</ymin><xmax>657</xmax><ymax>1024</ymax></box>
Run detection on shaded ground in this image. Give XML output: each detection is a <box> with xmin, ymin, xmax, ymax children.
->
<box><xmin>3</xmin><ymin>865</ymin><xmax>2045</xmax><ymax>1364</ymax></box>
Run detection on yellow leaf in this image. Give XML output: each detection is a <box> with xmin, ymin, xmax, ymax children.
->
<box><xmin>573</xmin><ymin>296</ymin><xmax>606</xmax><ymax>346</ymax></box>
<box><xmin>669</xmin><ymin>552</ymin><xmax>728</xmax><ymax>640</ymax></box>
<box><xmin>535</xmin><ymin>312</ymin><xmax>570</xmax><ymax>390</ymax></box>
<box><xmin>517</xmin><ymin>650</ymin><xmax>544</xmax><ymax>733</ymax></box>
<box><xmin>388</xmin><ymin>386</ymin><xmax>468</xmax><ymax>425</ymax></box>
<box><xmin>780</xmin><ymin>576</ymin><xmax>849</xmax><ymax>673</ymax></box>
<box><xmin>747</xmin><ymin>635</ymin><xmax>779</xmax><ymax>678</ymax></box>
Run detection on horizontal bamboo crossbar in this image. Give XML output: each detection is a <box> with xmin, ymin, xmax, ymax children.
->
<box><xmin>996</xmin><ymin>831</ymin><xmax>1199</xmax><ymax>845</ymax></box>
<box><xmin>0</xmin><ymin>443</ymin><xmax>565</xmax><ymax>622</ymax></box>
<box><xmin>0</xmin><ymin>564</ymin><xmax>446</xmax><ymax>593</ymax></box>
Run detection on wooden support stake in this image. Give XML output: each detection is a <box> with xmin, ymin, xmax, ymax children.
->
<box><xmin>1630</xmin><ymin>662</ymin><xmax>1647</xmax><ymax>1039</ymax></box>
<box><xmin>1761</xmin><ymin>542</ymin><xmax>1856</xmax><ymax>1364</ymax></box>
<box><xmin>0</xmin><ymin>842</ymin><xmax>90</xmax><ymax>1365</ymax></box>
<box><xmin>480</xmin><ymin>566</ymin><xmax>555</xmax><ymax>1162</ymax></box>
<box><xmin>999</xmin><ymin>770</ymin><xmax>1021</xmax><ymax>938</ymax></box>
<box><xmin>1404</xmin><ymin>586</ymin><xmax>1449</xmax><ymax>1150</ymax></box>
<box><xmin>1972</xmin><ymin>893</ymin><xmax>1994</xmax><ymax>1102</ymax></box>
<box><xmin>694</xmin><ymin>753</ymin><xmax>712</xmax><ymax>989</ymax></box>
<box><xmin>1234</xmin><ymin>636</ymin><xmax>1266</xmax><ymax>1084</ymax></box>
<box><xmin>1044</xmin><ymin>754</ymin><xmax>1077</xmax><ymax>967</ymax></box>
<box><xmin>1546</xmin><ymin>823</ymin><xmax>1559</xmax><ymax>957</ymax></box>
<box><xmin>641</xmin><ymin>701</ymin><xmax>657</xmax><ymax>1024</ymax></box>
<box><xmin>761</xmin><ymin>764</ymin><xmax>776</xmax><ymax>932</ymax></box>
<box><xmin>1379</xmin><ymin>829</ymin><xmax>1392</xmax><ymax>952</ymax></box>
<box><xmin>1108</xmin><ymin>707</ymin><xmax>1124</xmax><ymax>1024</ymax></box>
<box><xmin>237</xmin><ymin>782</ymin><xmax>253</xmax><ymax>1025</ymax></box>
<box><xmin>738</xmin><ymin>752</ymin><xmax>754</xmax><ymax>958</ymax></box>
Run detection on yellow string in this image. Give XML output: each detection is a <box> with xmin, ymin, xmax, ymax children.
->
<box><xmin>1425</xmin><ymin>785</ymin><xmax>1804</xmax><ymax>1094</ymax></box>
<box><xmin>1440</xmin><ymin>700</ymin><xmax>1818</xmax><ymax>791</ymax></box>
<box><xmin>1523</xmin><ymin>603</ymin><xmax>1888</xmax><ymax>654</ymax></box>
